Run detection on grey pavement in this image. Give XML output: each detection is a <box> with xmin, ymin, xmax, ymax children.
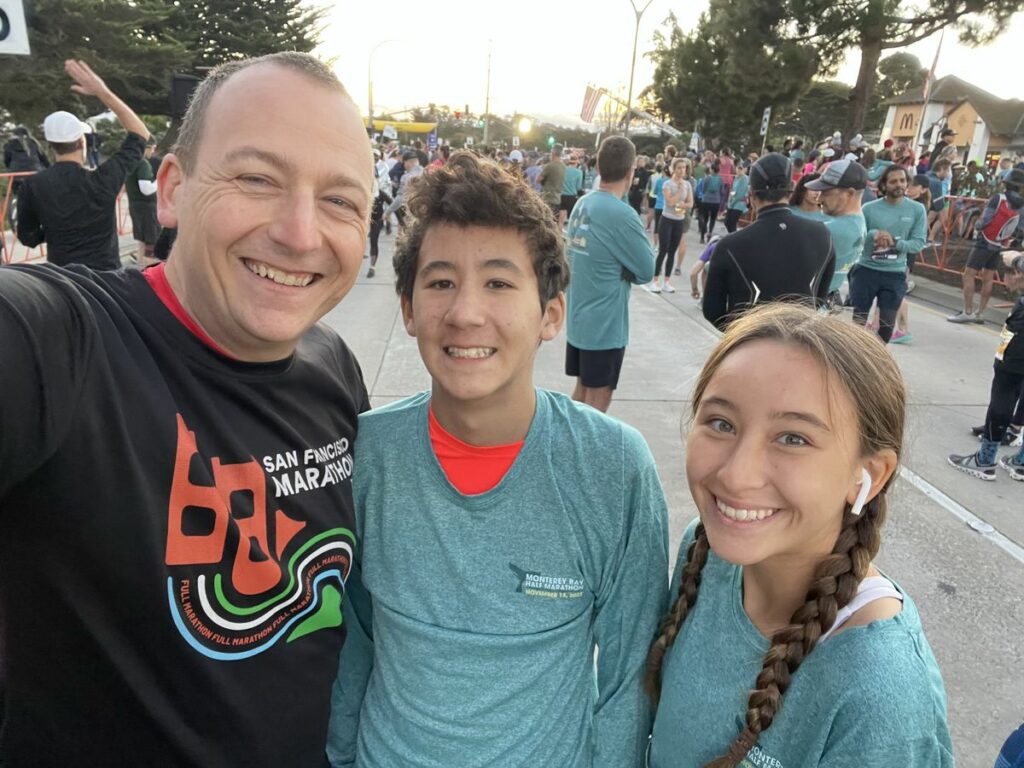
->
<box><xmin>8</xmin><ymin>219</ymin><xmax>1021</xmax><ymax>765</ymax></box>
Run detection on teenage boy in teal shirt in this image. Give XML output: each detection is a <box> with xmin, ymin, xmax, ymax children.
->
<box><xmin>327</xmin><ymin>152</ymin><xmax>669</xmax><ymax>768</ymax></box>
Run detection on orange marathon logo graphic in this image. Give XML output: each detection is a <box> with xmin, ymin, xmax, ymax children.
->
<box><xmin>165</xmin><ymin>414</ymin><xmax>354</xmax><ymax>661</ymax></box>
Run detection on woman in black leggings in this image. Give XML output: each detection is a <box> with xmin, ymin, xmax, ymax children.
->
<box><xmin>647</xmin><ymin>159</ymin><xmax>691</xmax><ymax>293</ymax></box>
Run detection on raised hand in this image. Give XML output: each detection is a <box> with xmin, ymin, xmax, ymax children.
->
<box><xmin>64</xmin><ymin>59</ymin><xmax>110</xmax><ymax>99</ymax></box>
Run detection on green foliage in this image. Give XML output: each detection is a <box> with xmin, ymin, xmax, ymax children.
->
<box><xmin>0</xmin><ymin>0</ymin><xmax>189</xmax><ymax>128</ymax></box>
<box><xmin>776</xmin><ymin>80</ymin><xmax>852</xmax><ymax>144</ymax></box>
<box><xmin>0</xmin><ymin>0</ymin><xmax>326</xmax><ymax>129</ymax></box>
<box><xmin>647</xmin><ymin>6</ymin><xmax>818</xmax><ymax>148</ymax></box>
<box><xmin>785</xmin><ymin>0</ymin><xmax>1020</xmax><ymax>137</ymax></box>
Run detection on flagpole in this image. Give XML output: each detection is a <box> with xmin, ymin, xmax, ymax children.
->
<box><xmin>913</xmin><ymin>27</ymin><xmax>945</xmax><ymax>160</ymax></box>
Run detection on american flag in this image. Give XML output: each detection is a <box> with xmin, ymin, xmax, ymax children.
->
<box><xmin>580</xmin><ymin>86</ymin><xmax>604</xmax><ymax>123</ymax></box>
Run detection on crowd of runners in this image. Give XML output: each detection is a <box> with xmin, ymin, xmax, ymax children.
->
<box><xmin>1</xmin><ymin>52</ymin><xmax>1023</xmax><ymax>767</ymax></box>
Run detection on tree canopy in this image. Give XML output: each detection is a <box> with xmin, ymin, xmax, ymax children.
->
<box><xmin>647</xmin><ymin>5</ymin><xmax>818</xmax><ymax>148</ymax></box>
<box><xmin>0</xmin><ymin>0</ymin><xmax>326</xmax><ymax>129</ymax></box>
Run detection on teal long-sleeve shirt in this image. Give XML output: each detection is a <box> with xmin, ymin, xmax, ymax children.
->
<box><xmin>727</xmin><ymin>175</ymin><xmax>749</xmax><ymax>212</ymax></box>
<box><xmin>328</xmin><ymin>390</ymin><xmax>670</xmax><ymax>768</ymax></box>
<box><xmin>649</xmin><ymin>521</ymin><xmax>954</xmax><ymax>768</ymax></box>
<box><xmin>858</xmin><ymin>196</ymin><xmax>928</xmax><ymax>273</ymax></box>
<box><xmin>565</xmin><ymin>190</ymin><xmax>655</xmax><ymax>350</ymax></box>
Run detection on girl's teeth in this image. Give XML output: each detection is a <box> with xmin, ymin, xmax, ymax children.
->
<box><xmin>715</xmin><ymin>497</ymin><xmax>776</xmax><ymax>522</ymax></box>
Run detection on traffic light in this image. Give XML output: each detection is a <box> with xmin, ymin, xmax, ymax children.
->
<box><xmin>476</xmin><ymin>120</ymin><xmax>485</xmax><ymax>129</ymax></box>
<box><xmin>547</xmin><ymin>136</ymin><xmax>555</xmax><ymax>147</ymax></box>
<box><xmin>454</xmin><ymin>111</ymin><xmax>461</xmax><ymax>119</ymax></box>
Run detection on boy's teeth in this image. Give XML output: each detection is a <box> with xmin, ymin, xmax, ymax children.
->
<box><xmin>246</xmin><ymin>260</ymin><xmax>314</xmax><ymax>287</ymax></box>
<box><xmin>446</xmin><ymin>347</ymin><xmax>495</xmax><ymax>359</ymax></box>
<box><xmin>716</xmin><ymin>497</ymin><xmax>776</xmax><ymax>522</ymax></box>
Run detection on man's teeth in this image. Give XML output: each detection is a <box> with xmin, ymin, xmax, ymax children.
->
<box><xmin>245</xmin><ymin>260</ymin><xmax>314</xmax><ymax>287</ymax></box>
<box><xmin>716</xmin><ymin>497</ymin><xmax>776</xmax><ymax>522</ymax></box>
<box><xmin>445</xmin><ymin>347</ymin><xmax>496</xmax><ymax>359</ymax></box>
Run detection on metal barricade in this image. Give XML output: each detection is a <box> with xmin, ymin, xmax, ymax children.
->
<box><xmin>914</xmin><ymin>194</ymin><xmax>1009</xmax><ymax>288</ymax></box>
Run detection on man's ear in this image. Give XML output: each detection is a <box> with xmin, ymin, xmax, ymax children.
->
<box><xmin>156</xmin><ymin>153</ymin><xmax>184</xmax><ymax>229</ymax></box>
<box><xmin>400</xmin><ymin>293</ymin><xmax>416</xmax><ymax>337</ymax></box>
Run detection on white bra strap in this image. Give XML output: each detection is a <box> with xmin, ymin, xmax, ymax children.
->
<box><xmin>820</xmin><ymin>576</ymin><xmax>903</xmax><ymax>643</ymax></box>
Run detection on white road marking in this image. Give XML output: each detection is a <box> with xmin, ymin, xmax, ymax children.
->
<box><xmin>900</xmin><ymin>465</ymin><xmax>1024</xmax><ymax>564</ymax></box>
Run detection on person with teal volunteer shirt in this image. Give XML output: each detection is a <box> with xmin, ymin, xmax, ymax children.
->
<box><xmin>651</xmin><ymin>164</ymin><xmax>668</xmax><ymax>247</ymax></box>
<box><xmin>327</xmin><ymin>151</ymin><xmax>669</xmax><ymax>768</ymax></box>
<box><xmin>806</xmin><ymin>159</ymin><xmax>868</xmax><ymax>301</ymax></box>
<box><xmin>849</xmin><ymin>164</ymin><xmax>927</xmax><ymax>343</ymax></box>
<box><xmin>582</xmin><ymin>155</ymin><xmax>598</xmax><ymax>191</ymax></box>
<box><xmin>645</xmin><ymin>303</ymin><xmax>954</xmax><ymax>768</ymax></box>
<box><xmin>697</xmin><ymin>161</ymin><xmax>723</xmax><ymax>243</ymax></box>
<box><xmin>723</xmin><ymin>163</ymin><xmax>749</xmax><ymax>233</ymax></box>
<box><xmin>564</xmin><ymin>136</ymin><xmax>656</xmax><ymax>413</ymax></box>
<box><xmin>789</xmin><ymin>172</ymin><xmax>828</xmax><ymax>221</ymax></box>
<box><xmin>646</xmin><ymin>162</ymin><xmax>664</xmax><ymax>242</ymax></box>
<box><xmin>559</xmin><ymin>154</ymin><xmax>584</xmax><ymax>227</ymax></box>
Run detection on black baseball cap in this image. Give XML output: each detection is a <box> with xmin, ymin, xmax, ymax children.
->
<box><xmin>804</xmin><ymin>159</ymin><xmax>868</xmax><ymax>191</ymax></box>
<box><xmin>940</xmin><ymin>128</ymin><xmax>957</xmax><ymax>137</ymax></box>
<box><xmin>749</xmin><ymin>152</ymin><xmax>793</xmax><ymax>192</ymax></box>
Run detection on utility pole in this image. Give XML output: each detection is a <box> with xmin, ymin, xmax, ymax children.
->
<box><xmin>482</xmin><ymin>43</ymin><xmax>492</xmax><ymax>146</ymax></box>
<box><xmin>624</xmin><ymin>0</ymin><xmax>654</xmax><ymax>138</ymax></box>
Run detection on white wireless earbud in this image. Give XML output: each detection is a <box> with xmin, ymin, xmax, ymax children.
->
<box><xmin>849</xmin><ymin>467</ymin><xmax>872</xmax><ymax>517</ymax></box>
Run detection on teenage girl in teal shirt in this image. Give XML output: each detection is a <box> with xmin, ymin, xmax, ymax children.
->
<box><xmin>646</xmin><ymin>304</ymin><xmax>953</xmax><ymax>768</ymax></box>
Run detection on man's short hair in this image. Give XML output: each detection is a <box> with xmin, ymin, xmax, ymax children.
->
<box><xmin>48</xmin><ymin>139</ymin><xmax>81</xmax><ymax>156</ymax></box>
<box><xmin>878</xmin><ymin>164</ymin><xmax>911</xmax><ymax>190</ymax></box>
<box><xmin>173</xmin><ymin>52</ymin><xmax>349</xmax><ymax>175</ymax></box>
<box><xmin>393</xmin><ymin>151</ymin><xmax>569</xmax><ymax>307</ymax></box>
<box><xmin>931</xmin><ymin>158</ymin><xmax>952</xmax><ymax>174</ymax></box>
<box><xmin>596</xmin><ymin>136</ymin><xmax>636</xmax><ymax>183</ymax></box>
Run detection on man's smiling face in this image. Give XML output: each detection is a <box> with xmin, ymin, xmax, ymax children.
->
<box><xmin>158</xmin><ymin>63</ymin><xmax>373</xmax><ymax>361</ymax></box>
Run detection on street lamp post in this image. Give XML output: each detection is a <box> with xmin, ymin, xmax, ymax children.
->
<box><xmin>368</xmin><ymin>40</ymin><xmax>396</xmax><ymax>136</ymax></box>
<box><xmin>482</xmin><ymin>42</ymin><xmax>492</xmax><ymax>146</ymax></box>
<box><xmin>624</xmin><ymin>0</ymin><xmax>654</xmax><ymax>138</ymax></box>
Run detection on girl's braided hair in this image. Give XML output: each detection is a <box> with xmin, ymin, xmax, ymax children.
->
<box><xmin>644</xmin><ymin>304</ymin><xmax>905</xmax><ymax>767</ymax></box>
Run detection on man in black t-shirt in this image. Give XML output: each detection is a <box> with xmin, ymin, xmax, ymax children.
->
<box><xmin>0</xmin><ymin>53</ymin><xmax>374</xmax><ymax>766</ymax></box>
<box><xmin>16</xmin><ymin>60</ymin><xmax>149</xmax><ymax>270</ymax></box>
<box><xmin>702</xmin><ymin>153</ymin><xmax>835</xmax><ymax>330</ymax></box>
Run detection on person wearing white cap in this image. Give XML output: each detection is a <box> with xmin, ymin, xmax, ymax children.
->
<box><xmin>15</xmin><ymin>59</ymin><xmax>149</xmax><ymax>270</ymax></box>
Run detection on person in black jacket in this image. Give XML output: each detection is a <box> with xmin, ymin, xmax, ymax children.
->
<box><xmin>702</xmin><ymin>152</ymin><xmax>835</xmax><ymax>331</ymax></box>
<box><xmin>948</xmin><ymin>250</ymin><xmax>1024</xmax><ymax>481</ymax></box>
<box><xmin>3</xmin><ymin>126</ymin><xmax>50</xmax><ymax>228</ymax></box>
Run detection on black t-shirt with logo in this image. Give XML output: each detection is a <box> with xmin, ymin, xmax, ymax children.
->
<box><xmin>0</xmin><ymin>264</ymin><xmax>369</xmax><ymax>765</ymax></box>
<box><xmin>15</xmin><ymin>133</ymin><xmax>146</xmax><ymax>270</ymax></box>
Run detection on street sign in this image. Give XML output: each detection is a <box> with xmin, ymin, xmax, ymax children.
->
<box><xmin>0</xmin><ymin>0</ymin><xmax>31</xmax><ymax>55</ymax></box>
<box><xmin>465</xmin><ymin>136</ymin><xmax>474</xmax><ymax>147</ymax></box>
<box><xmin>427</xmin><ymin>129</ymin><xmax>437</xmax><ymax>151</ymax></box>
<box><xmin>511</xmin><ymin>135</ymin><xmax>520</xmax><ymax>147</ymax></box>
<box><xmin>759</xmin><ymin>107</ymin><xmax>771</xmax><ymax>137</ymax></box>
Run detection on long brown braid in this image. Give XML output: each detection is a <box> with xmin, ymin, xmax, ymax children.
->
<box><xmin>644</xmin><ymin>303</ymin><xmax>905</xmax><ymax>768</ymax></box>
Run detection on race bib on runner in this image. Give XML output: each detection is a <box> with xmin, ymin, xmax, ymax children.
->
<box><xmin>996</xmin><ymin>325</ymin><xmax>1015</xmax><ymax>361</ymax></box>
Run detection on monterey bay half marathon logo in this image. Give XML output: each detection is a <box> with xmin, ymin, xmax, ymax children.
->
<box><xmin>509</xmin><ymin>563</ymin><xmax>585</xmax><ymax>600</ymax></box>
